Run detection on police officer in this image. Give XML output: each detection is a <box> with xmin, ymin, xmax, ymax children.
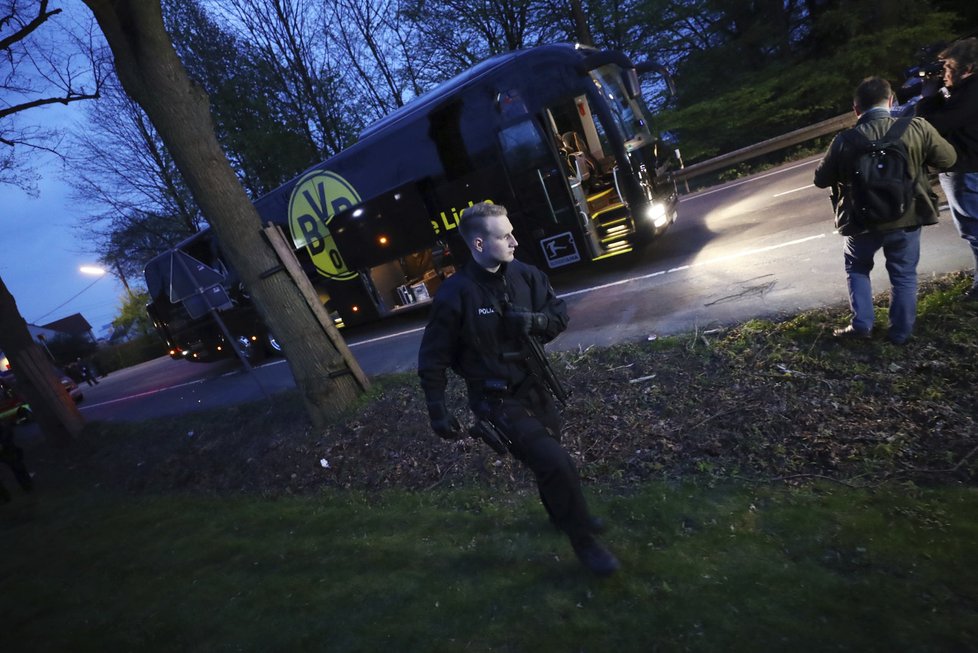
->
<box><xmin>418</xmin><ymin>201</ymin><xmax>619</xmax><ymax>576</ymax></box>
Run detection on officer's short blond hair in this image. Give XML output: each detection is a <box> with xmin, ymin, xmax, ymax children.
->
<box><xmin>459</xmin><ymin>202</ymin><xmax>507</xmax><ymax>243</ymax></box>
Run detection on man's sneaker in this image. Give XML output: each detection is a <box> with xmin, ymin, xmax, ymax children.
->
<box><xmin>833</xmin><ymin>325</ymin><xmax>872</xmax><ymax>339</ymax></box>
<box><xmin>886</xmin><ymin>333</ymin><xmax>911</xmax><ymax>346</ymax></box>
<box><xmin>962</xmin><ymin>287</ymin><xmax>978</xmax><ymax>303</ymax></box>
<box><xmin>572</xmin><ymin>536</ymin><xmax>620</xmax><ymax>577</ymax></box>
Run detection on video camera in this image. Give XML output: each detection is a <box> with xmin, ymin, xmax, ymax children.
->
<box><xmin>896</xmin><ymin>30</ymin><xmax>978</xmax><ymax>105</ymax></box>
<box><xmin>896</xmin><ymin>42</ymin><xmax>947</xmax><ymax>105</ymax></box>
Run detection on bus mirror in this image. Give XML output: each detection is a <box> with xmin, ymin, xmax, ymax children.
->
<box><xmin>633</xmin><ymin>61</ymin><xmax>676</xmax><ymax>97</ymax></box>
<box><xmin>622</xmin><ymin>68</ymin><xmax>641</xmax><ymax>100</ymax></box>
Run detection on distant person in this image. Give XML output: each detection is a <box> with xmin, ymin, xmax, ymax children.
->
<box><xmin>418</xmin><ymin>202</ymin><xmax>619</xmax><ymax>576</ymax></box>
<box><xmin>814</xmin><ymin>76</ymin><xmax>956</xmax><ymax>344</ymax></box>
<box><xmin>64</xmin><ymin>360</ymin><xmax>83</xmax><ymax>384</ymax></box>
<box><xmin>915</xmin><ymin>37</ymin><xmax>978</xmax><ymax>301</ymax></box>
<box><xmin>78</xmin><ymin>358</ymin><xmax>99</xmax><ymax>387</ymax></box>
<box><xmin>0</xmin><ymin>421</ymin><xmax>33</xmax><ymax>504</ymax></box>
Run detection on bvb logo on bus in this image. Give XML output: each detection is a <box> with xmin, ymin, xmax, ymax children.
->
<box><xmin>287</xmin><ymin>170</ymin><xmax>361</xmax><ymax>281</ymax></box>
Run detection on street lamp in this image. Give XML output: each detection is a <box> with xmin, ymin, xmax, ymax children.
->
<box><xmin>81</xmin><ymin>262</ymin><xmax>132</xmax><ymax>294</ymax></box>
<box><xmin>79</xmin><ymin>265</ymin><xmax>106</xmax><ymax>276</ymax></box>
<box><xmin>33</xmin><ymin>262</ymin><xmax>128</xmax><ymax>329</ymax></box>
<box><xmin>77</xmin><ymin>266</ymin><xmax>113</xmax><ymax>342</ymax></box>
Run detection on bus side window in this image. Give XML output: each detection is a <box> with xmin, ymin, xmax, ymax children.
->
<box><xmin>430</xmin><ymin>101</ymin><xmax>475</xmax><ymax>181</ymax></box>
<box><xmin>499</xmin><ymin>121</ymin><xmax>549</xmax><ymax>172</ymax></box>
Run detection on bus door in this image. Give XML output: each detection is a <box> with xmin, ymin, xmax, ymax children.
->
<box><xmin>546</xmin><ymin>93</ymin><xmax>637</xmax><ymax>259</ymax></box>
<box><xmin>496</xmin><ymin>117</ymin><xmax>587</xmax><ymax>271</ymax></box>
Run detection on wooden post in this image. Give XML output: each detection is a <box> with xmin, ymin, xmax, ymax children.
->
<box><xmin>261</xmin><ymin>224</ymin><xmax>371</xmax><ymax>392</ymax></box>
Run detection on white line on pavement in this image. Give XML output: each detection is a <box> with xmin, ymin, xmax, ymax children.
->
<box><xmin>773</xmin><ymin>184</ymin><xmax>816</xmax><ymax>197</ymax></box>
<box><xmin>557</xmin><ymin>233</ymin><xmax>827</xmax><ymax>300</ymax></box>
<box><xmin>78</xmin><ymin>378</ymin><xmax>208</xmax><ymax>411</ymax></box>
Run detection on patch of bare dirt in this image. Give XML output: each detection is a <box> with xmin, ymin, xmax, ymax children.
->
<box><xmin>24</xmin><ymin>274</ymin><xmax>978</xmax><ymax>496</ymax></box>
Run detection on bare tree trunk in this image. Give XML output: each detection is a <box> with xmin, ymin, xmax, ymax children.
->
<box><xmin>569</xmin><ymin>0</ymin><xmax>593</xmax><ymax>46</ymax></box>
<box><xmin>82</xmin><ymin>0</ymin><xmax>367</xmax><ymax>427</ymax></box>
<box><xmin>0</xmin><ymin>276</ymin><xmax>82</xmax><ymax>445</ymax></box>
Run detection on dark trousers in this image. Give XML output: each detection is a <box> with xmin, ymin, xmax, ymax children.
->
<box><xmin>481</xmin><ymin>389</ymin><xmax>593</xmax><ymax>542</ymax></box>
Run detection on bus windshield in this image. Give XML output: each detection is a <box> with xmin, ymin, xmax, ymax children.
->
<box><xmin>589</xmin><ymin>64</ymin><xmax>653</xmax><ymax>150</ymax></box>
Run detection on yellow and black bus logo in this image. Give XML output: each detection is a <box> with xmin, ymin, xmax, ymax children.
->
<box><xmin>287</xmin><ymin>170</ymin><xmax>361</xmax><ymax>281</ymax></box>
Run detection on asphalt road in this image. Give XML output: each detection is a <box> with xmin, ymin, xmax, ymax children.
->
<box><xmin>70</xmin><ymin>156</ymin><xmax>974</xmax><ymax>423</ymax></box>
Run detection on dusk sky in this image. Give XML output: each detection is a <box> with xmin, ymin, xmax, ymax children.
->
<box><xmin>3</xmin><ymin>3</ymin><xmax>127</xmax><ymax>337</ymax></box>
<box><xmin>3</xmin><ymin>104</ymin><xmax>127</xmax><ymax>337</ymax></box>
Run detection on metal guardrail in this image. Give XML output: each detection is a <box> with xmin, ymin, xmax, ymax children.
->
<box><xmin>673</xmin><ymin>112</ymin><xmax>855</xmax><ymax>182</ymax></box>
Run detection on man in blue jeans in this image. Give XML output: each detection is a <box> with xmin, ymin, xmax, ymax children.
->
<box><xmin>815</xmin><ymin>77</ymin><xmax>956</xmax><ymax>344</ymax></box>
<box><xmin>915</xmin><ymin>37</ymin><xmax>978</xmax><ymax>301</ymax></box>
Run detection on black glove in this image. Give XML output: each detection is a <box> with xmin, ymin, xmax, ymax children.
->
<box><xmin>505</xmin><ymin>308</ymin><xmax>548</xmax><ymax>336</ymax></box>
<box><xmin>427</xmin><ymin>401</ymin><xmax>463</xmax><ymax>440</ymax></box>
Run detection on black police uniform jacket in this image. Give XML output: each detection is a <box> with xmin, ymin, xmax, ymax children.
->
<box><xmin>418</xmin><ymin>258</ymin><xmax>568</xmax><ymax>409</ymax></box>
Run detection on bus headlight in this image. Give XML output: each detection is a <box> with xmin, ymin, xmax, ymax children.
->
<box><xmin>645</xmin><ymin>202</ymin><xmax>668</xmax><ymax>228</ymax></box>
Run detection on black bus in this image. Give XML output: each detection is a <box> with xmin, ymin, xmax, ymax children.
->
<box><xmin>145</xmin><ymin>43</ymin><xmax>678</xmax><ymax>361</ymax></box>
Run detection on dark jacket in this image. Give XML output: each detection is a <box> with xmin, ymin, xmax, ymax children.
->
<box><xmin>915</xmin><ymin>73</ymin><xmax>978</xmax><ymax>172</ymax></box>
<box><xmin>418</xmin><ymin>258</ymin><xmax>568</xmax><ymax>409</ymax></box>
<box><xmin>813</xmin><ymin>107</ymin><xmax>957</xmax><ymax>235</ymax></box>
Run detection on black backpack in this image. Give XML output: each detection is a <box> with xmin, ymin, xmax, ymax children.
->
<box><xmin>842</xmin><ymin>118</ymin><xmax>918</xmax><ymax>224</ymax></box>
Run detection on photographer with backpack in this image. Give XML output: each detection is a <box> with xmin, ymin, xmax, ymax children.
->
<box><xmin>815</xmin><ymin>76</ymin><xmax>956</xmax><ymax>345</ymax></box>
<box><xmin>915</xmin><ymin>37</ymin><xmax>978</xmax><ymax>302</ymax></box>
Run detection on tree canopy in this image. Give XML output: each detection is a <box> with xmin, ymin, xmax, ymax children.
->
<box><xmin>15</xmin><ymin>0</ymin><xmax>978</xmax><ymax>317</ymax></box>
<box><xmin>654</xmin><ymin>0</ymin><xmax>962</xmax><ymax>159</ymax></box>
<box><xmin>1</xmin><ymin>0</ymin><xmax>108</xmax><ymax>195</ymax></box>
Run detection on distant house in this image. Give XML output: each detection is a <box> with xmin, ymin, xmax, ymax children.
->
<box><xmin>40</xmin><ymin>314</ymin><xmax>95</xmax><ymax>342</ymax></box>
<box><xmin>26</xmin><ymin>324</ymin><xmax>63</xmax><ymax>342</ymax></box>
<box><xmin>1</xmin><ymin>313</ymin><xmax>99</xmax><ymax>371</ymax></box>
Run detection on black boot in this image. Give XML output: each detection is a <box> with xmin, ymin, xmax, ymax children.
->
<box><xmin>572</xmin><ymin>535</ymin><xmax>620</xmax><ymax>577</ymax></box>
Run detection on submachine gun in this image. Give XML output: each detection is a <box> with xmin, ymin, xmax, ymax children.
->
<box><xmin>499</xmin><ymin>299</ymin><xmax>571</xmax><ymax>406</ymax></box>
<box><xmin>469</xmin><ymin>419</ymin><xmax>511</xmax><ymax>455</ymax></box>
<box><xmin>511</xmin><ymin>328</ymin><xmax>571</xmax><ymax>407</ymax></box>
<box><xmin>469</xmin><ymin>306</ymin><xmax>572</xmax><ymax>454</ymax></box>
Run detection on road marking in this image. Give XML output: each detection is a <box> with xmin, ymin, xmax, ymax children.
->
<box><xmin>773</xmin><ymin>184</ymin><xmax>815</xmax><ymax>197</ymax></box>
<box><xmin>689</xmin><ymin>233</ymin><xmax>826</xmax><ymax>268</ymax></box>
<box><xmin>350</xmin><ymin>327</ymin><xmax>427</xmax><ymax>348</ymax></box>
<box><xmin>78</xmin><ymin>378</ymin><xmax>209</xmax><ymax>411</ymax></box>
<box><xmin>559</xmin><ymin>233</ymin><xmax>827</xmax><ymax>299</ymax></box>
<box><xmin>684</xmin><ymin>158</ymin><xmax>820</xmax><ymax>199</ymax></box>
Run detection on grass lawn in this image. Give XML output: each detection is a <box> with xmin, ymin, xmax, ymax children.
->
<box><xmin>3</xmin><ymin>481</ymin><xmax>976</xmax><ymax>652</ymax></box>
<box><xmin>3</xmin><ymin>272</ymin><xmax>978</xmax><ymax>652</ymax></box>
